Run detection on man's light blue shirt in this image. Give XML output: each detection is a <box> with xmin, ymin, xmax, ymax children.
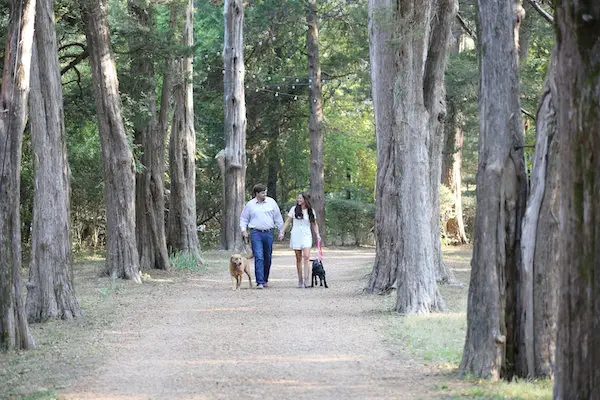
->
<box><xmin>240</xmin><ymin>196</ymin><xmax>284</xmax><ymax>232</ymax></box>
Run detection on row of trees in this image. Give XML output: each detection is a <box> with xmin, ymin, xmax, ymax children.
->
<box><xmin>1</xmin><ymin>0</ymin><xmax>201</xmax><ymax>349</ymax></box>
<box><xmin>1</xmin><ymin>0</ymin><xmax>597</xmax><ymax>396</ymax></box>
<box><xmin>366</xmin><ymin>0</ymin><xmax>598</xmax><ymax>396</ymax></box>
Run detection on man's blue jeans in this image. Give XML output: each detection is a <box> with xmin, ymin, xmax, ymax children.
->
<box><xmin>250</xmin><ymin>229</ymin><xmax>273</xmax><ymax>286</ymax></box>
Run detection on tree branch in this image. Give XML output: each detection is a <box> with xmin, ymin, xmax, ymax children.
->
<box><xmin>61</xmin><ymin>49</ymin><xmax>89</xmax><ymax>76</ymax></box>
<box><xmin>424</xmin><ymin>0</ymin><xmax>456</xmax><ymax>111</ymax></box>
<box><xmin>526</xmin><ymin>0</ymin><xmax>553</xmax><ymax>24</ymax></box>
<box><xmin>456</xmin><ymin>12</ymin><xmax>476</xmax><ymax>40</ymax></box>
<box><xmin>521</xmin><ymin>107</ymin><xmax>536</xmax><ymax>121</ymax></box>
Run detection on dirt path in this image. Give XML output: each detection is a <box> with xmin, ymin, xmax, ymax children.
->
<box><xmin>58</xmin><ymin>245</ymin><xmax>442</xmax><ymax>400</ymax></box>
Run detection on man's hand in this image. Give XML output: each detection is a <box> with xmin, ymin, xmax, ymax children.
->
<box><xmin>241</xmin><ymin>231</ymin><xmax>248</xmax><ymax>239</ymax></box>
<box><xmin>278</xmin><ymin>232</ymin><xmax>284</xmax><ymax>241</ymax></box>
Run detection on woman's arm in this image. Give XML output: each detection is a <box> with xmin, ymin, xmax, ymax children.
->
<box><xmin>312</xmin><ymin>221</ymin><xmax>321</xmax><ymax>241</ymax></box>
<box><xmin>279</xmin><ymin>216</ymin><xmax>292</xmax><ymax>240</ymax></box>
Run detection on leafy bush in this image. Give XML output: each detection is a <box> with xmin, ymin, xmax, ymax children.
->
<box><xmin>325</xmin><ymin>198</ymin><xmax>375</xmax><ymax>246</ymax></box>
<box><xmin>169</xmin><ymin>250</ymin><xmax>205</xmax><ymax>272</ymax></box>
<box><xmin>462</xmin><ymin>192</ymin><xmax>477</xmax><ymax>240</ymax></box>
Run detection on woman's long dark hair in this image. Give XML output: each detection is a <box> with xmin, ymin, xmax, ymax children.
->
<box><xmin>294</xmin><ymin>192</ymin><xmax>315</xmax><ymax>222</ymax></box>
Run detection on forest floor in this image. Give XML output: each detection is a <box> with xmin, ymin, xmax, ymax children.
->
<box><xmin>2</xmin><ymin>244</ymin><xmax>493</xmax><ymax>400</ymax></box>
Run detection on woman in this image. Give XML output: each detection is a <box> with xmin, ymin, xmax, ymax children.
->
<box><xmin>278</xmin><ymin>192</ymin><xmax>321</xmax><ymax>288</ymax></box>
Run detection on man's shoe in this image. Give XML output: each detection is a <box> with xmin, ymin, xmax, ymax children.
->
<box><xmin>256</xmin><ymin>284</ymin><xmax>264</xmax><ymax>289</ymax></box>
<box><xmin>263</xmin><ymin>282</ymin><xmax>269</xmax><ymax>288</ymax></box>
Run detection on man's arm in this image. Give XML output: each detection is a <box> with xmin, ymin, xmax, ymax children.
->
<box><xmin>240</xmin><ymin>202</ymin><xmax>250</xmax><ymax>237</ymax></box>
<box><xmin>273</xmin><ymin>200</ymin><xmax>284</xmax><ymax>231</ymax></box>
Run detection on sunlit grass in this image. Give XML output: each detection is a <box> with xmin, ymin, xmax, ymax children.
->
<box><xmin>454</xmin><ymin>379</ymin><xmax>553</xmax><ymax>399</ymax></box>
<box><xmin>387</xmin><ymin>312</ymin><xmax>467</xmax><ymax>367</ymax></box>
<box><xmin>381</xmin><ymin>245</ymin><xmax>553</xmax><ymax>399</ymax></box>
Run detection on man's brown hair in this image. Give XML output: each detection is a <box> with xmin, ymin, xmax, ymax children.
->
<box><xmin>252</xmin><ymin>184</ymin><xmax>266</xmax><ymax>196</ymax></box>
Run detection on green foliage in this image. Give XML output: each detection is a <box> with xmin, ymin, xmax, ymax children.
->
<box><xmin>455</xmin><ymin>379</ymin><xmax>552</xmax><ymax>399</ymax></box>
<box><xmin>98</xmin><ymin>279</ymin><xmax>123</xmax><ymax>297</ymax></box>
<box><xmin>461</xmin><ymin>192</ymin><xmax>477</xmax><ymax>240</ymax></box>
<box><xmin>21</xmin><ymin>389</ymin><xmax>56</xmax><ymax>400</ymax></box>
<box><xmin>325</xmin><ymin>198</ymin><xmax>375</xmax><ymax>246</ymax></box>
<box><xmin>20</xmin><ymin>130</ymin><xmax>35</xmax><ymax>246</ymax></box>
<box><xmin>169</xmin><ymin>250</ymin><xmax>205</xmax><ymax>272</ymax></box>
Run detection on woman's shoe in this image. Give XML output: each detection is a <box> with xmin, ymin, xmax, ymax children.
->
<box><xmin>297</xmin><ymin>279</ymin><xmax>303</xmax><ymax>288</ymax></box>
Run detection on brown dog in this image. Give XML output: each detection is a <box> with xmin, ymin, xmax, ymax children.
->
<box><xmin>229</xmin><ymin>253</ymin><xmax>252</xmax><ymax>290</ymax></box>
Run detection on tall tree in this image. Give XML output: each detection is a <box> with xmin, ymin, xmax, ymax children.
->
<box><xmin>81</xmin><ymin>0</ymin><xmax>141</xmax><ymax>282</ymax></box>
<box><xmin>518</xmin><ymin>3</ymin><xmax>559</xmax><ymax>377</ymax></box>
<box><xmin>519</xmin><ymin>51</ymin><xmax>559</xmax><ymax>378</ymax></box>
<box><xmin>126</xmin><ymin>1</ymin><xmax>170</xmax><ymax>271</ymax></box>
<box><xmin>459</xmin><ymin>0</ymin><xmax>527</xmax><ymax>379</ymax></box>
<box><xmin>306</xmin><ymin>0</ymin><xmax>326</xmax><ymax>245</ymax></box>
<box><xmin>26</xmin><ymin>0</ymin><xmax>82</xmax><ymax>322</ymax></box>
<box><xmin>441</xmin><ymin>24</ymin><xmax>469</xmax><ymax>245</ymax></box>
<box><xmin>220</xmin><ymin>0</ymin><xmax>246</xmax><ymax>251</ymax></box>
<box><xmin>553</xmin><ymin>0</ymin><xmax>600</xmax><ymax>396</ymax></box>
<box><xmin>0</xmin><ymin>0</ymin><xmax>36</xmax><ymax>350</ymax></box>
<box><xmin>367</xmin><ymin>0</ymin><xmax>455</xmax><ymax>313</ymax></box>
<box><xmin>168</xmin><ymin>0</ymin><xmax>201</xmax><ymax>260</ymax></box>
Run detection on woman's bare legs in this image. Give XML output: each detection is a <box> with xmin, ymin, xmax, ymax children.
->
<box><xmin>302</xmin><ymin>247</ymin><xmax>312</xmax><ymax>287</ymax></box>
<box><xmin>294</xmin><ymin>250</ymin><xmax>303</xmax><ymax>287</ymax></box>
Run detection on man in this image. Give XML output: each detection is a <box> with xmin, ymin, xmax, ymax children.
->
<box><xmin>240</xmin><ymin>184</ymin><xmax>284</xmax><ymax>289</ymax></box>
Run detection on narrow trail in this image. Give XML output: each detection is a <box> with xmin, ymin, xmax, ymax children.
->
<box><xmin>59</xmin><ymin>245</ymin><xmax>442</xmax><ymax>399</ymax></box>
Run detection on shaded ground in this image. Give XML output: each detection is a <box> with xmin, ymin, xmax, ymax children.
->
<box><xmin>1</xmin><ymin>245</ymin><xmax>476</xmax><ymax>399</ymax></box>
<box><xmin>58</xmin><ymin>245</ymin><xmax>446</xmax><ymax>399</ymax></box>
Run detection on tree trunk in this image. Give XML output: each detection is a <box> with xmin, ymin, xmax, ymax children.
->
<box><xmin>306</xmin><ymin>0</ymin><xmax>326</xmax><ymax>246</ymax></box>
<box><xmin>128</xmin><ymin>1</ymin><xmax>169</xmax><ymax>271</ymax></box>
<box><xmin>221</xmin><ymin>0</ymin><xmax>246</xmax><ymax>251</ymax></box>
<box><xmin>442</xmin><ymin>99</ymin><xmax>468</xmax><ymax>244</ymax></box>
<box><xmin>168</xmin><ymin>0</ymin><xmax>201</xmax><ymax>260</ymax></box>
<box><xmin>267</xmin><ymin>128</ymin><xmax>280</xmax><ymax>202</ymax></box>
<box><xmin>553</xmin><ymin>1</ymin><xmax>600</xmax><ymax>397</ymax></box>
<box><xmin>459</xmin><ymin>0</ymin><xmax>527</xmax><ymax>379</ymax></box>
<box><xmin>26</xmin><ymin>0</ymin><xmax>82</xmax><ymax>322</ymax></box>
<box><xmin>367</xmin><ymin>0</ymin><xmax>454</xmax><ymax>314</ymax></box>
<box><xmin>426</xmin><ymin>0</ymin><xmax>456</xmax><ymax>289</ymax></box>
<box><xmin>518</xmin><ymin>51</ymin><xmax>558</xmax><ymax>378</ymax></box>
<box><xmin>0</xmin><ymin>0</ymin><xmax>36</xmax><ymax>350</ymax></box>
<box><xmin>367</xmin><ymin>0</ymin><xmax>400</xmax><ymax>294</ymax></box>
<box><xmin>81</xmin><ymin>0</ymin><xmax>141</xmax><ymax>283</ymax></box>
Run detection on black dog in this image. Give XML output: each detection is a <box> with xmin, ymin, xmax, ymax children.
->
<box><xmin>311</xmin><ymin>259</ymin><xmax>328</xmax><ymax>288</ymax></box>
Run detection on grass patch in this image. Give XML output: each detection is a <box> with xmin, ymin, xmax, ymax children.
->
<box><xmin>21</xmin><ymin>389</ymin><xmax>56</xmax><ymax>400</ymax></box>
<box><xmin>387</xmin><ymin>311</ymin><xmax>467</xmax><ymax>367</ymax></box>
<box><xmin>168</xmin><ymin>250</ymin><xmax>206</xmax><ymax>272</ymax></box>
<box><xmin>382</xmin><ymin>245</ymin><xmax>553</xmax><ymax>399</ymax></box>
<box><xmin>453</xmin><ymin>379</ymin><xmax>553</xmax><ymax>399</ymax></box>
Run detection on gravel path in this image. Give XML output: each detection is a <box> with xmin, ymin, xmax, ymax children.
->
<box><xmin>58</xmin><ymin>245</ymin><xmax>442</xmax><ymax>399</ymax></box>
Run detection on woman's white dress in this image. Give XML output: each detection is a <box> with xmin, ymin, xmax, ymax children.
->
<box><xmin>288</xmin><ymin>207</ymin><xmax>315</xmax><ymax>250</ymax></box>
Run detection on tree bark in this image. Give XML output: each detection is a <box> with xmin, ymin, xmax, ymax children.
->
<box><xmin>553</xmin><ymin>1</ymin><xmax>600</xmax><ymax>397</ymax></box>
<box><xmin>518</xmin><ymin>51</ymin><xmax>558</xmax><ymax>378</ymax></box>
<box><xmin>81</xmin><ymin>0</ymin><xmax>141</xmax><ymax>283</ymax></box>
<box><xmin>307</xmin><ymin>0</ymin><xmax>326</xmax><ymax>246</ymax></box>
<box><xmin>168</xmin><ymin>0</ymin><xmax>201</xmax><ymax>260</ymax></box>
<box><xmin>26</xmin><ymin>0</ymin><xmax>82</xmax><ymax>322</ymax></box>
<box><xmin>367</xmin><ymin>0</ymin><xmax>454</xmax><ymax>314</ymax></box>
<box><xmin>425</xmin><ymin>0</ymin><xmax>457</xmax><ymax>289</ymax></box>
<box><xmin>128</xmin><ymin>1</ymin><xmax>169</xmax><ymax>271</ymax></box>
<box><xmin>0</xmin><ymin>0</ymin><xmax>37</xmax><ymax>350</ymax></box>
<box><xmin>221</xmin><ymin>0</ymin><xmax>246</xmax><ymax>251</ymax></box>
<box><xmin>459</xmin><ymin>0</ymin><xmax>527</xmax><ymax>379</ymax></box>
<box><xmin>442</xmin><ymin>98</ymin><xmax>468</xmax><ymax>244</ymax></box>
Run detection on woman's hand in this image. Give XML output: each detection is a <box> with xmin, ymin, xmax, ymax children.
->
<box><xmin>278</xmin><ymin>232</ymin><xmax>284</xmax><ymax>241</ymax></box>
